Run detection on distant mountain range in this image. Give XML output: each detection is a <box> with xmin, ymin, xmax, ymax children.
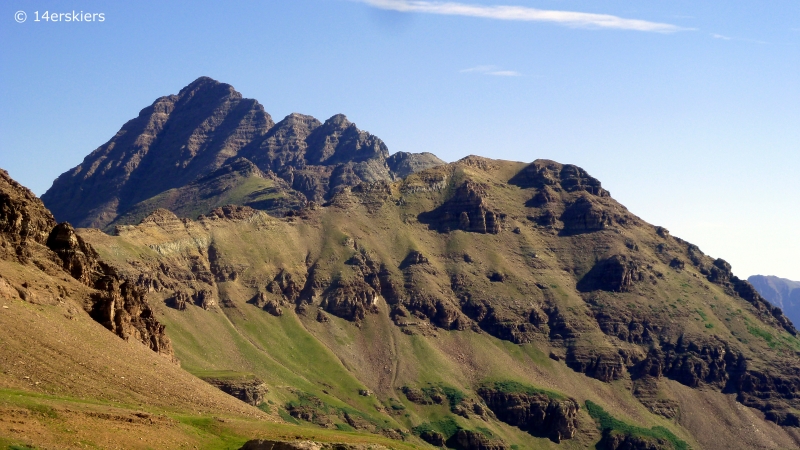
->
<box><xmin>749</xmin><ymin>275</ymin><xmax>800</xmax><ymax>328</ymax></box>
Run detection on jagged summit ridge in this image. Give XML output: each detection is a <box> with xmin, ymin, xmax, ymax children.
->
<box><xmin>42</xmin><ymin>76</ymin><xmax>444</xmax><ymax>229</ymax></box>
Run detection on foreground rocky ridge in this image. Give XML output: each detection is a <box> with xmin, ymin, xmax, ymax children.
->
<box><xmin>0</xmin><ymin>169</ymin><xmax>174</xmax><ymax>359</ymax></box>
<box><xmin>77</xmin><ymin>155</ymin><xmax>800</xmax><ymax>449</ymax></box>
<box><xmin>41</xmin><ymin>77</ymin><xmax>444</xmax><ymax>230</ymax></box>
<box><xmin>0</xmin><ymin>168</ymin><xmax>298</xmax><ymax>449</ymax></box>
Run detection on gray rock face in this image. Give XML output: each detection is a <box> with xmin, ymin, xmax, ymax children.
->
<box><xmin>42</xmin><ymin>77</ymin><xmax>442</xmax><ymax>229</ymax></box>
<box><xmin>43</xmin><ymin>77</ymin><xmax>273</xmax><ymax>229</ymax></box>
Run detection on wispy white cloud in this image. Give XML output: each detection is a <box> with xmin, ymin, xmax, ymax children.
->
<box><xmin>460</xmin><ymin>65</ymin><xmax>521</xmax><ymax>76</ymax></box>
<box><xmin>460</xmin><ymin>65</ymin><xmax>496</xmax><ymax>73</ymax></box>
<box><xmin>488</xmin><ymin>70</ymin><xmax>521</xmax><ymax>76</ymax></box>
<box><xmin>358</xmin><ymin>0</ymin><xmax>686</xmax><ymax>32</ymax></box>
<box><xmin>711</xmin><ymin>33</ymin><xmax>769</xmax><ymax>44</ymax></box>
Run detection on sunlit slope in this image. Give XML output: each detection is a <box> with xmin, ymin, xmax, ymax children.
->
<box><xmin>0</xmin><ymin>239</ymin><xmax>422</xmax><ymax>449</ymax></box>
<box><xmin>82</xmin><ymin>156</ymin><xmax>800</xmax><ymax>449</ymax></box>
<box><xmin>0</xmin><ymin>167</ymin><xmax>426</xmax><ymax>450</ymax></box>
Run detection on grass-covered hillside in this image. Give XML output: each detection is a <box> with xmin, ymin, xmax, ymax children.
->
<box><xmin>75</xmin><ymin>157</ymin><xmax>800</xmax><ymax>449</ymax></box>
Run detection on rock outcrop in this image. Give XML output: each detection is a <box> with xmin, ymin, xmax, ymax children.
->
<box><xmin>240</xmin><ymin>440</ymin><xmax>388</xmax><ymax>450</ymax></box>
<box><xmin>419</xmin><ymin>180</ymin><xmax>504</xmax><ymax>234</ymax></box>
<box><xmin>419</xmin><ymin>430</ymin><xmax>446</xmax><ymax>446</ymax></box>
<box><xmin>509</xmin><ymin>159</ymin><xmax>609</xmax><ymax>197</ymax></box>
<box><xmin>566</xmin><ymin>346</ymin><xmax>626</xmax><ymax>382</ymax></box>
<box><xmin>477</xmin><ymin>385</ymin><xmax>579</xmax><ymax>443</ymax></box>
<box><xmin>598</xmin><ymin>432</ymin><xmax>673</xmax><ymax>450</ymax></box>
<box><xmin>0</xmin><ymin>170</ymin><xmax>58</xmax><ymax>261</ymax></box>
<box><xmin>578</xmin><ymin>255</ymin><xmax>643</xmax><ymax>293</ymax></box>
<box><xmin>386</xmin><ymin>151</ymin><xmax>445</xmax><ymax>178</ymax></box>
<box><xmin>322</xmin><ymin>278</ymin><xmax>380</xmax><ymax>321</ymax></box>
<box><xmin>448</xmin><ymin>430</ymin><xmax>509</xmax><ymax>450</ymax></box>
<box><xmin>201</xmin><ymin>375</ymin><xmax>269</xmax><ymax>406</ymax></box>
<box><xmin>0</xmin><ymin>169</ymin><xmax>174</xmax><ymax>360</ymax></box>
<box><xmin>559</xmin><ymin>196</ymin><xmax>613</xmax><ymax>234</ymax></box>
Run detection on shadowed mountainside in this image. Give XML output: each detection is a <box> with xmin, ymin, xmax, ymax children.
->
<box><xmin>41</xmin><ymin>77</ymin><xmax>444</xmax><ymax>230</ymax></box>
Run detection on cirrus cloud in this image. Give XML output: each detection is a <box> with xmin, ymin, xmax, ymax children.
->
<box><xmin>358</xmin><ymin>0</ymin><xmax>686</xmax><ymax>33</ymax></box>
<box><xmin>460</xmin><ymin>65</ymin><xmax>521</xmax><ymax>76</ymax></box>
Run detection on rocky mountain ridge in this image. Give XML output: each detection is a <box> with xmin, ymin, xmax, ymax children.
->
<box><xmin>41</xmin><ymin>77</ymin><xmax>444</xmax><ymax>230</ymax></box>
<box><xmin>0</xmin><ymin>169</ymin><xmax>174</xmax><ymax>360</ymax></box>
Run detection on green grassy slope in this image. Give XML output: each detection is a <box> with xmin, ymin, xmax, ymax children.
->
<box><xmin>77</xmin><ymin>157</ymin><xmax>800</xmax><ymax>450</ymax></box>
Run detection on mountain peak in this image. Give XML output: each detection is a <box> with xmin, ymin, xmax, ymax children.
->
<box><xmin>182</xmin><ymin>75</ymin><xmax>219</xmax><ymax>88</ymax></box>
<box><xmin>41</xmin><ymin>78</ymin><xmax>444</xmax><ymax>229</ymax></box>
<box><xmin>277</xmin><ymin>112</ymin><xmax>321</xmax><ymax>128</ymax></box>
<box><xmin>177</xmin><ymin>76</ymin><xmax>241</xmax><ymax>101</ymax></box>
<box><xmin>323</xmin><ymin>113</ymin><xmax>351</xmax><ymax>128</ymax></box>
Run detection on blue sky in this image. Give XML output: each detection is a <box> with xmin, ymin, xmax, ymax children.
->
<box><xmin>1</xmin><ymin>0</ymin><xmax>798</xmax><ymax>280</ymax></box>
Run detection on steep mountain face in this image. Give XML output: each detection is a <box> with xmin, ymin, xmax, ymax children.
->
<box><xmin>41</xmin><ymin>77</ymin><xmax>444</xmax><ymax>230</ymax></box>
<box><xmin>749</xmin><ymin>275</ymin><xmax>800</xmax><ymax>329</ymax></box>
<box><xmin>78</xmin><ymin>156</ymin><xmax>800</xmax><ymax>450</ymax></box>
